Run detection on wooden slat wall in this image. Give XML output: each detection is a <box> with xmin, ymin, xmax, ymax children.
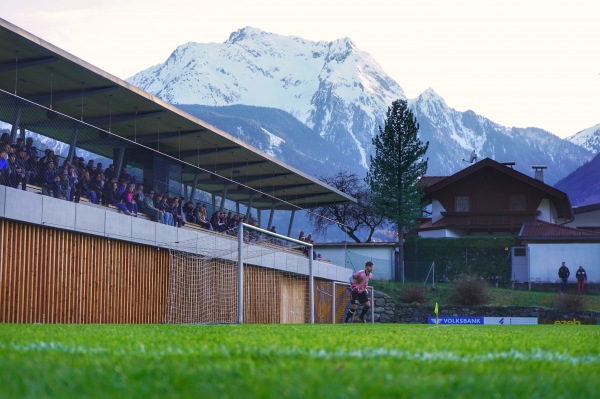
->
<box><xmin>0</xmin><ymin>219</ymin><xmax>169</xmax><ymax>323</ymax></box>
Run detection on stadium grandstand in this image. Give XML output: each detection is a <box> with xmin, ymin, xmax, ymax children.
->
<box><xmin>0</xmin><ymin>18</ymin><xmax>365</xmax><ymax>325</ymax></box>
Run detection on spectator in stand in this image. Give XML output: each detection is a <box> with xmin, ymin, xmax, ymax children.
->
<box><xmin>227</xmin><ymin>214</ymin><xmax>239</xmax><ymax>231</ymax></box>
<box><xmin>298</xmin><ymin>231</ymin><xmax>305</xmax><ymax>242</ymax></box>
<box><xmin>249</xmin><ymin>219</ymin><xmax>264</xmax><ymax>241</ymax></box>
<box><xmin>158</xmin><ymin>195</ymin><xmax>174</xmax><ymax>226</ymax></box>
<box><xmin>183</xmin><ymin>201</ymin><xmax>195</xmax><ymax>223</ymax></box>
<box><xmin>93</xmin><ymin>162</ymin><xmax>104</xmax><ymax>179</ymax></box>
<box><xmin>0</xmin><ymin>150</ymin><xmax>8</xmax><ymax>185</ymax></box>
<box><xmin>7</xmin><ymin>152</ymin><xmax>26</xmax><ymax>189</ymax></box>
<box><xmin>25</xmin><ymin>150</ymin><xmax>40</xmax><ymax>186</ymax></box>
<box><xmin>14</xmin><ymin>137</ymin><xmax>25</xmax><ymax>152</ymax></box>
<box><xmin>170</xmin><ymin>197</ymin><xmax>185</xmax><ymax>227</ymax></box>
<box><xmin>117</xmin><ymin>179</ymin><xmax>128</xmax><ymax>196</ymax></box>
<box><xmin>118</xmin><ymin>166</ymin><xmax>132</xmax><ymax>185</ymax></box>
<box><xmin>0</xmin><ymin>133</ymin><xmax>10</xmax><ymax>148</ymax></box>
<box><xmin>24</xmin><ymin>138</ymin><xmax>36</xmax><ymax>157</ymax></box>
<box><xmin>16</xmin><ymin>149</ymin><xmax>32</xmax><ymax>190</ymax></box>
<box><xmin>41</xmin><ymin>160</ymin><xmax>59</xmax><ymax>197</ymax></box>
<box><xmin>55</xmin><ymin>171</ymin><xmax>70</xmax><ymax>200</ymax></box>
<box><xmin>60</xmin><ymin>159</ymin><xmax>71</xmax><ymax>175</ymax></box>
<box><xmin>52</xmin><ymin>155</ymin><xmax>62</xmax><ymax>173</ymax></box>
<box><xmin>200</xmin><ymin>203</ymin><xmax>208</xmax><ymax>222</ymax></box>
<box><xmin>71</xmin><ymin>156</ymin><xmax>81</xmax><ymax>171</ymax></box>
<box><xmin>134</xmin><ymin>183</ymin><xmax>146</xmax><ymax>213</ymax></box>
<box><xmin>226</xmin><ymin>211</ymin><xmax>233</xmax><ymax>227</ymax></box>
<box><xmin>104</xmin><ymin>164</ymin><xmax>116</xmax><ymax>182</ymax></box>
<box><xmin>143</xmin><ymin>191</ymin><xmax>161</xmax><ymax>222</ymax></box>
<box><xmin>154</xmin><ymin>193</ymin><xmax>168</xmax><ymax>224</ymax></box>
<box><xmin>85</xmin><ymin>160</ymin><xmax>95</xmax><ymax>175</ymax></box>
<box><xmin>91</xmin><ymin>172</ymin><xmax>106</xmax><ymax>205</ymax></box>
<box><xmin>193</xmin><ymin>203</ymin><xmax>211</xmax><ymax>229</ymax></box>
<box><xmin>39</xmin><ymin>148</ymin><xmax>52</xmax><ymax>165</ymax></box>
<box><xmin>66</xmin><ymin>165</ymin><xmax>80</xmax><ymax>202</ymax></box>
<box><xmin>121</xmin><ymin>183</ymin><xmax>138</xmax><ymax>217</ymax></box>
<box><xmin>77</xmin><ymin>170</ymin><xmax>98</xmax><ymax>204</ymax></box>
<box><xmin>210</xmin><ymin>211</ymin><xmax>226</xmax><ymax>232</ymax></box>
<box><xmin>104</xmin><ymin>181</ymin><xmax>131</xmax><ymax>215</ymax></box>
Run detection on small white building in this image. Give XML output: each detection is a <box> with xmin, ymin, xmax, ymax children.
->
<box><xmin>313</xmin><ymin>242</ymin><xmax>397</xmax><ymax>281</ymax></box>
<box><xmin>512</xmin><ymin>220</ymin><xmax>600</xmax><ymax>283</ymax></box>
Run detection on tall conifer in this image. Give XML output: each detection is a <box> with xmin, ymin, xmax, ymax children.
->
<box><xmin>366</xmin><ymin>99</ymin><xmax>429</xmax><ymax>280</ymax></box>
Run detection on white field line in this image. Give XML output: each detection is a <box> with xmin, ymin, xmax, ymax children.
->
<box><xmin>1</xmin><ymin>342</ymin><xmax>599</xmax><ymax>364</ymax></box>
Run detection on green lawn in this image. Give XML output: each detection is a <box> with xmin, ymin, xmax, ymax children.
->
<box><xmin>372</xmin><ymin>281</ymin><xmax>600</xmax><ymax>311</ymax></box>
<box><xmin>1</xmin><ymin>324</ymin><xmax>598</xmax><ymax>398</ymax></box>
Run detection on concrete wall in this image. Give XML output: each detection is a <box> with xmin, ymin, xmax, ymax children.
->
<box><xmin>0</xmin><ymin>185</ymin><xmax>349</xmax><ymax>282</ymax></box>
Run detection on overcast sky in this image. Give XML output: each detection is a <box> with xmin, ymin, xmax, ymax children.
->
<box><xmin>2</xmin><ymin>0</ymin><xmax>599</xmax><ymax>138</ymax></box>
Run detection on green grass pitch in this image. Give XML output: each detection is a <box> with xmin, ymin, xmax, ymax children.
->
<box><xmin>0</xmin><ymin>324</ymin><xmax>598</xmax><ymax>398</ymax></box>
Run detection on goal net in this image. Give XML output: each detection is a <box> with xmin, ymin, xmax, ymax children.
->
<box><xmin>165</xmin><ymin>223</ymin><xmax>313</xmax><ymax>324</ymax></box>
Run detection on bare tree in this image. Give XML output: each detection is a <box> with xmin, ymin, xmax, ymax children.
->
<box><xmin>307</xmin><ymin>171</ymin><xmax>385</xmax><ymax>242</ymax></box>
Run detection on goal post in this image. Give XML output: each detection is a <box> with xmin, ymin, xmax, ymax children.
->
<box><xmin>237</xmin><ymin>222</ymin><xmax>314</xmax><ymax>324</ymax></box>
<box><xmin>165</xmin><ymin>222</ymin><xmax>314</xmax><ymax>324</ymax></box>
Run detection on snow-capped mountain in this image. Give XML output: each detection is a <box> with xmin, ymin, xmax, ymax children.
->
<box><xmin>128</xmin><ymin>26</ymin><xmax>404</xmax><ymax>169</ymax></box>
<box><xmin>409</xmin><ymin>89</ymin><xmax>592</xmax><ymax>184</ymax></box>
<box><xmin>566</xmin><ymin>124</ymin><xmax>600</xmax><ymax>154</ymax></box>
<box><xmin>128</xmin><ymin>27</ymin><xmax>594</xmax><ymax>185</ymax></box>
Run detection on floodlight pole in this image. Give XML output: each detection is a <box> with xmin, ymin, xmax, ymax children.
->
<box><xmin>237</xmin><ymin>222</ymin><xmax>244</xmax><ymax>324</ymax></box>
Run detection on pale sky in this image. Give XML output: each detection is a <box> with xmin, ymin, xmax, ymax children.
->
<box><xmin>2</xmin><ymin>0</ymin><xmax>599</xmax><ymax>138</ymax></box>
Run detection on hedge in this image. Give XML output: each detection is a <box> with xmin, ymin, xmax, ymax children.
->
<box><xmin>404</xmin><ymin>236</ymin><xmax>515</xmax><ymax>282</ymax></box>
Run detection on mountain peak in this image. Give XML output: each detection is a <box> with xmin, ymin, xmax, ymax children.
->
<box><xmin>417</xmin><ymin>88</ymin><xmax>445</xmax><ymax>104</ymax></box>
<box><xmin>226</xmin><ymin>26</ymin><xmax>267</xmax><ymax>44</ymax></box>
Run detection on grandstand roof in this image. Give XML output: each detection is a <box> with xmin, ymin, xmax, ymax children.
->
<box><xmin>0</xmin><ymin>18</ymin><xmax>355</xmax><ymax>211</ymax></box>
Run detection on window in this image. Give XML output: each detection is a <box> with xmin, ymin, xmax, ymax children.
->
<box><xmin>455</xmin><ymin>196</ymin><xmax>470</xmax><ymax>212</ymax></box>
<box><xmin>513</xmin><ymin>248</ymin><xmax>527</xmax><ymax>257</ymax></box>
<box><xmin>510</xmin><ymin>194</ymin><xmax>525</xmax><ymax>211</ymax></box>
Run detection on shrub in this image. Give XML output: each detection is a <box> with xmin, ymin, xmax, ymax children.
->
<box><xmin>448</xmin><ymin>279</ymin><xmax>488</xmax><ymax>306</ymax></box>
<box><xmin>399</xmin><ymin>286</ymin><xmax>427</xmax><ymax>303</ymax></box>
<box><xmin>554</xmin><ymin>293</ymin><xmax>585</xmax><ymax>311</ymax></box>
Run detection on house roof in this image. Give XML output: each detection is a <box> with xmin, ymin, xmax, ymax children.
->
<box><xmin>417</xmin><ymin>176</ymin><xmax>447</xmax><ymax>188</ymax></box>
<box><xmin>519</xmin><ymin>220</ymin><xmax>600</xmax><ymax>242</ymax></box>
<box><xmin>419</xmin><ymin>158</ymin><xmax>574</xmax><ymax>220</ymax></box>
<box><xmin>572</xmin><ymin>203</ymin><xmax>600</xmax><ymax>214</ymax></box>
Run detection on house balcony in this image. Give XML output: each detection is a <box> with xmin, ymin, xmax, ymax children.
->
<box><xmin>439</xmin><ymin>211</ymin><xmax>540</xmax><ymax>231</ymax></box>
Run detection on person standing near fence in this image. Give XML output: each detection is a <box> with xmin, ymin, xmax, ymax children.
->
<box><xmin>558</xmin><ymin>261</ymin><xmax>570</xmax><ymax>293</ymax></box>
<box><xmin>576</xmin><ymin>265</ymin><xmax>587</xmax><ymax>295</ymax></box>
<box><xmin>344</xmin><ymin>261</ymin><xmax>374</xmax><ymax>323</ymax></box>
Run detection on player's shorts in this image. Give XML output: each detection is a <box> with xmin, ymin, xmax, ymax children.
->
<box><xmin>351</xmin><ymin>290</ymin><xmax>369</xmax><ymax>305</ymax></box>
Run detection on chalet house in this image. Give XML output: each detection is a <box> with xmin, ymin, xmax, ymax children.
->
<box><xmin>417</xmin><ymin>158</ymin><xmax>573</xmax><ymax>238</ymax></box>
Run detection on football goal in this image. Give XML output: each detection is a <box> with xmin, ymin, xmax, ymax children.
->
<box><xmin>165</xmin><ymin>222</ymin><xmax>314</xmax><ymax>324</ymax></box>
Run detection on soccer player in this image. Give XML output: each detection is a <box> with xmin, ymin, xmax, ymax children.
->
<box><xmin>344</xmin><ymin>261</ymin><xmax>374</xmax><ymax>323</ymax></box>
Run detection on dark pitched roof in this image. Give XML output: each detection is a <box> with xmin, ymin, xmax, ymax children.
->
<box><xmin>417</xmin><ymin>176</ymin><xmax>447</xmax><ymax>188</ymax></box>
<box><xmin>421</xmin><ymin>158</ymin><xmax>573</xmax><ymax>220</ymax></box>
<box><xmin>519</xmin><ymin>220</ymin><xmax>600</xmax><ymax>242</ymax></box>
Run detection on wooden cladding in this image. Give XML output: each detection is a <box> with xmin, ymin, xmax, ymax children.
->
<box><xmin>0</xmin><ymin>219</ymin><xmax>169</xmax><ymax>323</ymax></box>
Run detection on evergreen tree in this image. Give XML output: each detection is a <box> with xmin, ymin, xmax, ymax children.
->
<box><xmin>366</xmin><ymin>99</ymin><xmax>429</xmax><ymax>280</ymax></box>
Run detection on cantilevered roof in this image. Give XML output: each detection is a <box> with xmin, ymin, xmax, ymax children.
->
<box><xmin>0</xmin><ymin>18</ymin><xmax>355</xmax><ymax>211</ymax></box>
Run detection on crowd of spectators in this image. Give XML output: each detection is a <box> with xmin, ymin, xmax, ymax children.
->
<box><xmin>1</xmin><ymin>133</ymin><xmax>316</xmax><ymax>253</ymax></box>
